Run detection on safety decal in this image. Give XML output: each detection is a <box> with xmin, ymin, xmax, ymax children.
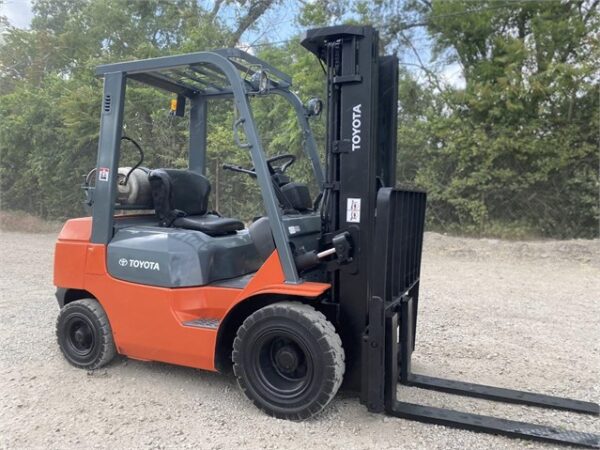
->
<box><xmin>346</xmin><ymin>198</ymin><xmax>361</xmax><ymax>223</ymax></box>
<box><xmin>98</xmin><ymin>167</ymin><xmax>110</xmax><ymax>182</ymax></box>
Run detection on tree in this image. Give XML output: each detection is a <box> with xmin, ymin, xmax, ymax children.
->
<box><xmin>1</xmin><ymin>0</ymin><xmax>598</xmax><ymax>238</ymax></box>
<box><xmin>0</xmin><ymin>0</ymin><xmax>282</xmax><ymax>222</ymax></box>
<box><xmin>340</xmin><ymin>0</ymin><xmax>600</xmax><ymax>237</ymax></box>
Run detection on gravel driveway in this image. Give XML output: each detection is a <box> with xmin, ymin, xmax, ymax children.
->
<box><xmin>0</xmin><ymin>231</ymin><xmax>598</xmax><ymax>449</ymax></box>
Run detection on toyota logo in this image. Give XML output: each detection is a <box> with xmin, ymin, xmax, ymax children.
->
<box><xmin>118</xmin><ymin>258</ymin><xmax>128</xmax><ymax>267</ymax></box>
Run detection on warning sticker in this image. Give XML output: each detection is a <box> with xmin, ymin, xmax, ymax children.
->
<box><xmin>98</xmin><ymin>167</ymin><xmax>110</xmax><ymax>182</ymax></box>
<box><xmin>346</xmin><ymin>198</ymin><xmax>361</xmax><ymax>223</ymax></box>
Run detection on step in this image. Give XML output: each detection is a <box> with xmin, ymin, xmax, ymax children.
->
<box><xmin>183</xmin><ymin>318</ymin><xmax>221</xmax><ymax>329</ymax></box>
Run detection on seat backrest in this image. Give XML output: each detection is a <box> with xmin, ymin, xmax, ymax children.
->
<box><xmin>248</xmin><ymin>216</ymin><xmax>275</xmax><ymax>261</ymax></box>
<box><xmin>280</xmin><ymin>182</ymin><xmax>312</xmax><ymax>212</ymax></box>
<box><xmin>149</xmin><ymin>169</ymin><xmax>211</xmax><ymax>223</ymax></box>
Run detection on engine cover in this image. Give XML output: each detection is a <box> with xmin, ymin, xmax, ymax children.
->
<box><xmin>106</xmin><ymin>226</ymin><xmax>262</xmax><ymax>287</ymax></box>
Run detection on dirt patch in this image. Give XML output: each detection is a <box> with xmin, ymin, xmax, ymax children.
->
<box><xmin>0</xmin><ymin>210</ymin><xmax>62</xmax><ymax>233</ymax></box>
<box><xmin>424</xmin><ymin>232</ymin><xmax>600</xmax><ymax>266</ymax></box>
<box><xmin>0</xmin><ymin>231</ymin><xmax>598</xmax><ymax>449</ymax></box>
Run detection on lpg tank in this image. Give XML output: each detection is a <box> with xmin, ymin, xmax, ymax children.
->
<box><xmin>116</xmin><ymin>167</ymin><xmax>153</xmax><ymax>207</ymax></box>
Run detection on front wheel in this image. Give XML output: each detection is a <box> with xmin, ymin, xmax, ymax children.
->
<box><xmin>232</xmin><ymin>301</ymin><xmax>345</xmax><ymax>420</ymax></box>
<box><xmin>56</xmin><ymin>298</ymin><xmax>116</xmax><ymax>370</ymax></box>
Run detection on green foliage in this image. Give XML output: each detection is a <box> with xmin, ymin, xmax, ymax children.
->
<box><xmin>392</xmin><ymin>0</ymin><xmax>599</xmax><ymax>238</ymax></box>
<box><xmin>1</xmin><ymin>0</ymin><xmax>597</xmax><ymax>237</ymax></box>
<box><xmin>0</xmin><ymin>0</ymin><xmax>316</xmax><ymax>223</ymax></box>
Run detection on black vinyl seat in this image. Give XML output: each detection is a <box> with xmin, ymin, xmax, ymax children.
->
<box><xmin>173</xmin><ymin>213</ymin><xmax>244</xmax><ymax>234</ymax></box>
<box><xmin>148</xmin><ymin>169</ymin><xmax>244</xmax><ymax>236</ymax></box>
<box><xmin>280</xmin><ymin>182</ymin><xmax>312</xmax><ymax>212</ymax></box>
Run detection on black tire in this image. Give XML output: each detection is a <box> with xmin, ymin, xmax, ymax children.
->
<box><xmin>56</xmin><ymin>298</ymin><xmax>116</xmax><ymax>370</ymax></box>
<box><xmin>232</xmin><ymin>301</ymin><xmax>345</xmax><ymax>420</ymax></box>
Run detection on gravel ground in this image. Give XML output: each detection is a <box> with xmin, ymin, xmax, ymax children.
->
<box><xmin>0</xmin><ymin>230</ymin><xmax>598</xmax><ymax>449</ymax></box>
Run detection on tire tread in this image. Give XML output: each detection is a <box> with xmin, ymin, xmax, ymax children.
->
<box><xmin>232</xmin><ymin>301</ymin><xmax>345</xmax><ymax>421</ymax></box>
<box><xmin>56</xmin><ymin>298</ymin><xmax>116</xmax><ymax>370</ymax></box>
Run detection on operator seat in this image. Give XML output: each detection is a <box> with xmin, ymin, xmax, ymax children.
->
<box><xmin>148</xmin><ymin>169</ymin><xmax>244</xmax><ymax>236</ymax></box>
<box><xmin>280</xmin><ymin>182</ymin><xmax>312</xmax><ymax>212</ymax></box>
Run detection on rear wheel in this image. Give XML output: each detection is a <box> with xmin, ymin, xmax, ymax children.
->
<box><xmin>56</xmin><ymin>298</ymin><xmax>116</xmax><ymax>370</ymax></box>
<box><xmin>232</xmin><ymin>301</ymin><xmax>345</xmax><ymax>420</ymax></box>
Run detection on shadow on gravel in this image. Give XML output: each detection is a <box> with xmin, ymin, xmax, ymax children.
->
<box><xmin>87</xmin><ymin>356</ymin><xmax>235</xmax><ymax>386</ymax></box>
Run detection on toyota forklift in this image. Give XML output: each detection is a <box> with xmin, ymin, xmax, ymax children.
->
<box><xmin>53</xmin><ymin>25</ymin><xmax>599</xmax><ymax>447</ymax></box>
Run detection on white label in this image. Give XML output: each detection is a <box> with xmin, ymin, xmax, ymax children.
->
<box><xmin>346</xmin><ymin>198</ymin><xmax>361</xmax><ymax>223</ymax></box>
<box><xmin>98</xmin><ymin>167</ymin><xmax>110</xmax><ymax>182</ymax></box>
<box><xmin>288</xmin><ymin>225</ymin><xmax>301</xmax><ymax>235</ymax></box>
<box><xmin>351</xmin><ymin>104</ymin><xmax>362</xmax><ymax>152</ymax></box>
<box><xmin>119</xmin><ymin>258</ymin><xmax>160</xmax><ymax>271</ymax></box>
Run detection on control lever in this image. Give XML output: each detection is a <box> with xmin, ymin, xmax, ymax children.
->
<box><xmin>222</xmin><ymin>163</ymin><xmax>257</xmax><ymax>177</ymax></box>
<box><xmin>295</xmin><ymin>232</ymin><xmax>352</xmax><ymax>271</ymax></box>
<box><xmin>332</xmin><ymin>231</ymin><xmax>352</xmax><ymax>263</ymax></box>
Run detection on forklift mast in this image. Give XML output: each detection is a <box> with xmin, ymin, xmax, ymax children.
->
<box><xmin>302</xmin><ymin>25</ymin><xmax>399</xmax><ymax>391</ymax></box>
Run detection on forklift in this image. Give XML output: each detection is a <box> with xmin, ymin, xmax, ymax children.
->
<box><xmin>53</xmin><ymin>25</ymin><xmax>599</xmax><ymax>447</ymax></box>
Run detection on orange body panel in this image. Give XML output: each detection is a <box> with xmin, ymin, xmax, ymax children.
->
<box><xmin>234</xmin><ymin>251</ymin><xmax>331</xmax><ymax>300</ymax></box>
<box><xmin>53</xmin><ymin>218</ymin><xmax>92</xmax><ymax>287</ymax></box>
<box><xmin>54</xmin><ymin>218</ymin><xmax>331</xmax><ymax>371</ymax></box>
<box><xmin>58</xmin><ymin>217</ymin><xmax>93</xmax><ymax>241</ymax></box>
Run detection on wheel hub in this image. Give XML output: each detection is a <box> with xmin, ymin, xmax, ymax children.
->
<box><xmin>74</xmin><ymin>328</ymin><xmax>86</xmax><ymax>344</ymax></box>
<box><xmin>67</xmin><ymin>318</ymin><xmax>94</xmax><ymax>354</ymax></box>
<box><xmin>275</xmin><ymin>346</ymin><xmax>299</xmax><ymax>373</ymax></box>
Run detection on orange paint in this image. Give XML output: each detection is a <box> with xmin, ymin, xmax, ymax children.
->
<box><xmin>235</xmin><ymin>251</ymin><xmax>331</xmax><ymax>300</ymax></box>
<box><xmin>57</xmin><ymin>217</ymin><xmax>92</xmax><ymax>241</ymax></box>
<box><xmin>54</xmin><ymin>218</ymin><xmax>92</xmax><ymax>287</ymax></box>
<box><xmin>53</xmin><ymin>217</ymin><xmax>331</xmax><ymax>372</ymax></box>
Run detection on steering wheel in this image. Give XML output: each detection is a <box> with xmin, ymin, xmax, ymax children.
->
<box><xmin>222</xmin><ymin>154</ymin><xmax>298</xmax><ymax>210</ymax></box>
<box><xmin>266</xmin><ymin>154</ymin><xmax>296</xmax><ymax>173</ymax></box>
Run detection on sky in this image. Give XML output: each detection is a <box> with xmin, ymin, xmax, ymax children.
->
<box><xmin>0</xmin><ymin>0</ymin><xmax>300</xmax><ymax>44</ymax></box>
<box><xmin>0</xmin><ymin>0</ymin><xmax>464</xmax><ymax>88</ymax></box>
<box><xmin>0</xmin><ymin>0</ymin><xmax>33</xmax><ymax>28</ymax></box>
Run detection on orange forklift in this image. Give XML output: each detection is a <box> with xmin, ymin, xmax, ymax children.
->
<box><xmin>54</xmin><ymin>25</ymin><xmax>599</xmax><ymax>447</ymax></box>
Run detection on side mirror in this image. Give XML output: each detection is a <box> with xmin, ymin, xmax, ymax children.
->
<box><xmin>305</xmin><ymin>97</ymin><xmax>323</xmax><ymax>117</ymax></box>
